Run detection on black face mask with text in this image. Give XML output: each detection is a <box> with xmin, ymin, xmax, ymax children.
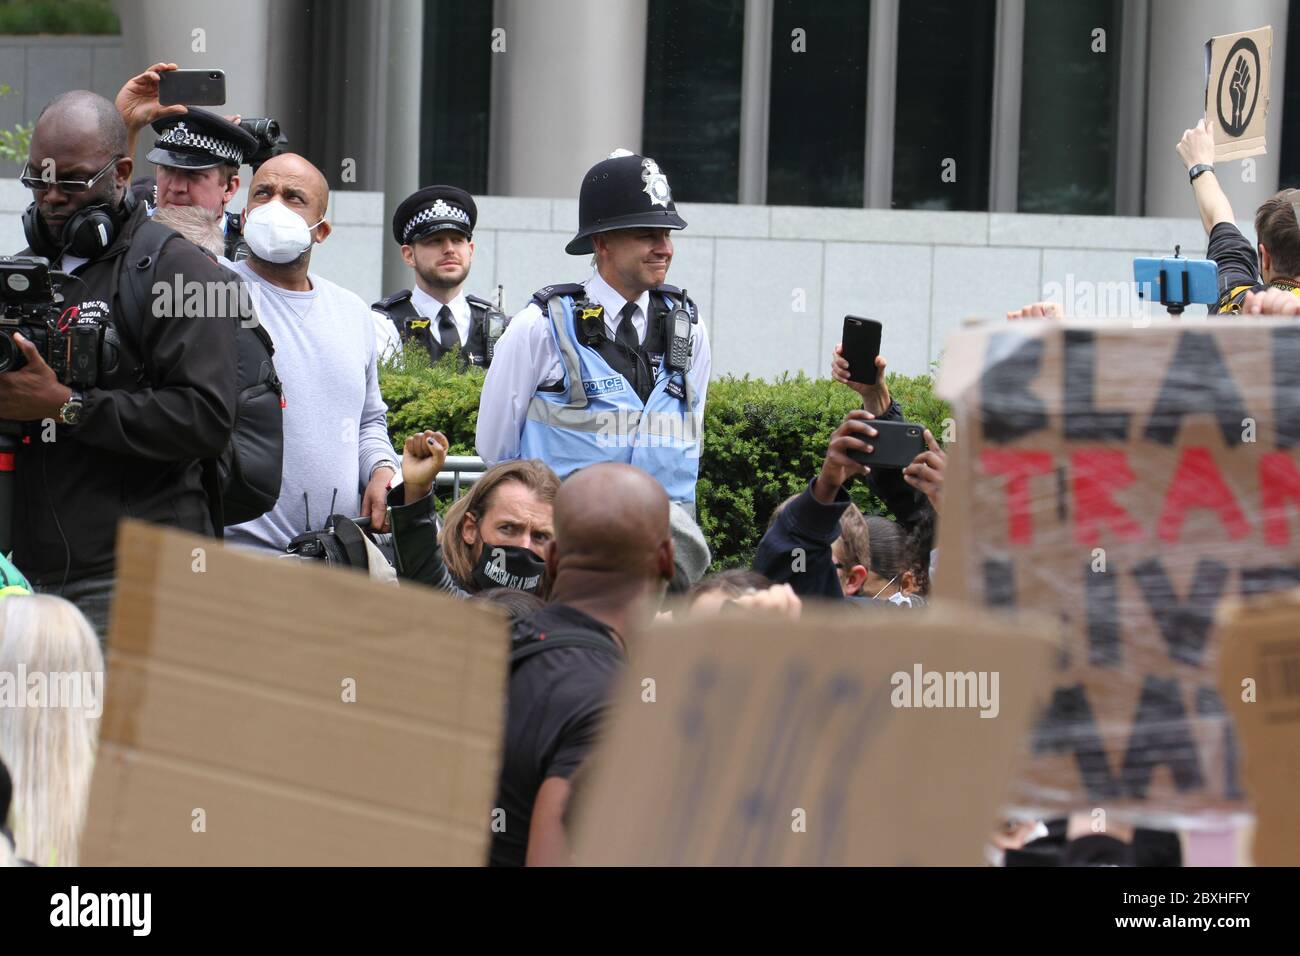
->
<box><xmin>471</xmin><ymin>544</ymin><xmax>548</xmax><ymax>595</ymax></box>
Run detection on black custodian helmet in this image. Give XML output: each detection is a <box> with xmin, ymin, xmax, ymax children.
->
<box><xmin>565</xmin><ymin>149</ymin><xmax>687</xmax><ymax>255</ymax></box>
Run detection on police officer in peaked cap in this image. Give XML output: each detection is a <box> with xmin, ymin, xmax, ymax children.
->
<box><xmin>371</xmin><ymin>185</ymin><xmax>508</xmax><ymax>366</ymax></box>
<box><xmin>475</xmin><ymin>149</ymin><xmax>711</xmax><ymax>509</ymax></box>
<box><xmin>142</xmin><ymin>107</ymin><xmax>259</xmax><ymax>262</ymax></box>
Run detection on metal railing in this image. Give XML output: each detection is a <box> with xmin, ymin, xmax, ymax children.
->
<box><xmin>435</xmin><ymin>455</ymin><xmax>488</xmax><ymax>501</ymax></box>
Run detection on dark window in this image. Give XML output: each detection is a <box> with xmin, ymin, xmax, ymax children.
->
<box><xmin>1279</xmin><ymin>1</ymin><xmax>1300</xmax><ymax>188</ymax></box>
<box><xmin>1018</xmin><ymin>0</ymin><xmax>1122</xmax><ymax>214</ymax></box>
<box><xmin>892</xmin><ymin>0</ymin><xmax>996</xmax><ymax>210</ymax></box>
<box><xmin>420</xmin><ymin>0</ymin><xmax>493</xmax><ymax>193</ymax></box>
<box><xmin>766</xmin><ymin>0</ymin><xmax>869</xmax><ymax>206</ymax></box>
<box><xmin>643</xmin><ymin>0</ymin><xmax>745</xmax><ymax>203</ymax></box>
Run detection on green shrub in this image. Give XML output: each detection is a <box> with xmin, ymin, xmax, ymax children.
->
<box><xmin>0</xmin><ymin>0</ymin><xmax>120</xmax><ymax>34</ymax></box>
<box><xmin>380</xmin><ymin>352</ymin><xmax>950</xmax><ymax>570</ymax></box>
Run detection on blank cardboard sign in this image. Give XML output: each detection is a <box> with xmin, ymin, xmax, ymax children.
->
<box><xmin>80</xmin><ymin>521</ymin><xmax>506</xmax><ymax>866</ymax></box>
<box><xmin>935</xmin><ymin>318</ymin><xmax>1300</xmax><ymax>823</ymax></box>
<box><xmin>1218</xmin><ymin>591</ymin><xmax>1300</xmax><ymax>866</ymax></box>
<box><xmin>571</xmin><ymin>605</ymin><xmax>1056</xmax><ymax>866</ymax></box>
<box><xmin>1204</xmin><ymin>25</ymin><xmax>1272</xmax><ymax>161</ymax></box>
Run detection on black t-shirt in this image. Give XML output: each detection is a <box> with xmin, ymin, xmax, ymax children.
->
<box><xmin>489</xmin><ymin>603</ymin><xmax>625</xmax><ymax>867</ymax></box>
<box><xmin>1207</xmin><ymin>221</ymin><xmax>1265</xmax><ymax>313</ymax></box>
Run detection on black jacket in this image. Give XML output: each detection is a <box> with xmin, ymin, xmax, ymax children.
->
<box><xmin>386</xmin><ymin>485</ymin><xmax>471</xmax><ymax>598</ymax></box>
<box><xmin>753</xmin><ymin>477</ymin><xmax>851</xmax><ymax>600</ymax></box>
<box><xmin>13</xmin><ymin>201</ymin><xmax>240</xmax><ymax>586</ymax></box>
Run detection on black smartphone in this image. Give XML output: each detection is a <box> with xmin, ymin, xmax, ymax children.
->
<box><xmin>848</xmin><ymin>419</ymin><xmax>926</xmax><ymax>470</ymax></box>
<box><xmin>158</xmin><ymin>69</ymin><xmax>227</xmax><ymax>107</ymax></box>
<box><xmin>841</xmin><ymin>315</ymin><xmax>882</xmax><ymax>385</ymax></box>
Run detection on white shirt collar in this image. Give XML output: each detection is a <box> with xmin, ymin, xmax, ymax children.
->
<box><xmin>585</xmin><ymin>270</ymin><xmax>650</xmax><ymax>343</ymax></box>
<box><xmin>411</xmin><ymin>286</ymin><xmax>471</xmax><ymax>344</ymax></box>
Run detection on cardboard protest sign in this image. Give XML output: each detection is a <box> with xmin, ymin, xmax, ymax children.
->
<box><xmin>571</xmin><ymin>605</ymin><xmax>1056</xmax><ymax>866</ymax></box>
<box><xmin>936</xmin><ymin>318</ymin><xmax>1300</xmax><ymax>824</ymax></box>
<box><xmin>80</xmin><ymin>521</ymin><xmax>507</xmax><ymax>866</ymax></box>
<box><xmin>1204</xmin><ymin>26</ymin><xmax>1272</xmax><ymax>161</ymax></box>
<box><xmin>1217</xmin><ymin>591</ymin><xmax>1300</xmax><ymax>865</ymax></box>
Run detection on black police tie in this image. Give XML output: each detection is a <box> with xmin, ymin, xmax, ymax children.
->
<box><xmin>437</xmin><ymin>305</ymin><xmax>460</xmax><ymax>355</ymax></box>
<box><xmin>615</xmin><ymin>301</ymin><xmax>640</xmax><ymax>350</ymax></box>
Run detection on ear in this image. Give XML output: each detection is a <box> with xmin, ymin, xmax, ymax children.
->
<box><xmin>466</xmin><ymin>239</ymin><xmax>474</xmax><ymax>262</ymax></box>
<box><xmin>401</xmin><ymin>244</ymin><xmax>416</xmax><ymax>268</ymax></box>
<box><xmin>113</xmin><ymin>155</ymin><xmax>133</xmax><ymax>189</ymax></box>
<box><xmin>659</xmin><ymin>539</ymin><xmax>676</xmax><ymax>582</ymax></box>
<box><xmin>224</xmin><ymin>172</ymin><xmax>240</xmax><ymax>204</ymax></box>
<box><xmin>312</xmin><ymin>218</ymin><xmax>332</xmax><ymax>244</ymax></box>
<box><xmin>461</xmin><ymin>509</ymin><xmax>479</xmax><ymax>548</ymax></box>
<box><xmin>845</xmin><ymin>564</ymin><xmax>868</xmax><ymax>597</ymax></box>
<box><xmin>901</xmin><ymin>569</ymin><xmax>918</xmax><ymax>594</ymax></box>
<box><xmin>1260</xmin><ymin>244</ymin><xmax>1272</xmax><ymax>274</ymax></box>
<box><xmin>545</xmin><ymin>539</ymin><xmax>559</xmax><ymax>582</ymax></box>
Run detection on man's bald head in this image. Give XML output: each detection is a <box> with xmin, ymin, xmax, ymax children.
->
<box><xmin>28</xmin><ymin>91</ymin><xmax>133</xmax><ymax>241</ymax></box>
<box><xmin>550</xmin><ymin>463</ymin><xmax>673</xmax><ymax>585</ymax></box>
<box><xmin>248</xmin><ymin>152</ymin><xmax>330</xmax><ymax>221</ymax></box>
<box><xmin>34</xmin><ymin>90</ymin><xmax>127</xmax><ymax>159</ymax></box>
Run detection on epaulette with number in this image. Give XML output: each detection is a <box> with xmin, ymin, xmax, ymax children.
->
<box><xmin>372</xmin><ymin>288</ymin><xmax>413</xmax><ymax>311</ymax></box>
<box><xmin>530</xmin><ymin>283</ymin><xmax>586</xmax><ymax>308</ymax></box>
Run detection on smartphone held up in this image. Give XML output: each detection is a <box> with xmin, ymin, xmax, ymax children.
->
<box><xmin>841</xmin><ymin>315</ymin><xmax>882</xmax><ymax>385</ymax></box>
<box><xmin>158</xmin><ymin>69</ymin><xmax>227</xmax><ymax>107</ymax></box>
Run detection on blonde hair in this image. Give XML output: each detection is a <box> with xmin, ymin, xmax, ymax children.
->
<box><xmin>441</xmin><ymin>460</ymin><xmax>560</xmax><ymax>589</ymax></box>
<box><xmin>0</xmin><ymin>595</ymin><xmax>103</xmax><ymax>866</ymax></box>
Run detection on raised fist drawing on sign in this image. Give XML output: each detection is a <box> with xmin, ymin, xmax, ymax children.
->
<box><xmin>1230</xmin><ymin>54</ymin><xmax>1252</xmax><ymax>131</ymax></box>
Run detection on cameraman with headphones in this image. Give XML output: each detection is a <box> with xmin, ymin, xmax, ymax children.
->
<box><xmin>0</xmin><ymin>91</ymin><xmax>239</xmax><ymax>641</ymax></box>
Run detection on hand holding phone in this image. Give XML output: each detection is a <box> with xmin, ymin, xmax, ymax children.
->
<box><xmin>847</xmin><ymin>419</ymin><xmax>926</xmax><ymax>470</ymax></box>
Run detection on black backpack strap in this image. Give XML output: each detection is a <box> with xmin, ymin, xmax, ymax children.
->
<box><xmin>108</xmin><ymin>218</ymin><xmax>179</xmax><ymax>380</ymax></box>
<box><xmin>509</xmin><ymin>628</ymin><xmax>624</xmax><ymax>670</ymax></box>
<box><xmin>201</xmin><ymin>460</ymin><xmax>225</xmax><ymax>538</ymax></box>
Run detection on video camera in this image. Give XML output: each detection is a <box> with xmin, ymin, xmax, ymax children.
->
<box><xmin>0</xmin><ymin>255</ymin><xmax>99</xmax><ymax>388</ymax></box>
<box><xmin>238</xmin><ymin>117</ymin><xmax>288</xmax><ymax>170</ymax></box>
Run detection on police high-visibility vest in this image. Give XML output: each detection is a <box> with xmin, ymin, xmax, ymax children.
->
<box><xmin>520</xmin><ymin>292</ymin><xmax>702</xmax><ymax>503</ymax></box>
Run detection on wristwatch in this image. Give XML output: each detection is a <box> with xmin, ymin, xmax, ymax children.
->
<box><xmin>373</xmin><ymin>460</ymin><xmax>399</xmax><ymax>489</ymax></box>
<box><xmin>1189</xmin><ymin>163</ymin><xmax>1215</xmax><ymax>183</ymax></box>
<box><xmin>58</xmin><ymin>391</ymin><xmax>84</xmax><ymax>426</ymax></box>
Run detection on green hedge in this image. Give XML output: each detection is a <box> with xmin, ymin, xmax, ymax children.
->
<box><xmin>380</xmin><ymin>351</ymin><xmax>950</xmax><ymax>570</ymax></box>
<box><xmin>0</xmin><ymin>0</ymin><xmax>120</xmax><ymax>33</ymax></box>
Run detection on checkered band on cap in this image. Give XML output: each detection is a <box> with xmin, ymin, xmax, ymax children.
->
<box><xmin>157</xmin><ymin>121</ymin><xmax>244</xmax><ymax>164</ymax></box>
<box><xmin>402</xmin><ymin>198</ymin><xmax>472</xmax><ymax>242</ymax></box>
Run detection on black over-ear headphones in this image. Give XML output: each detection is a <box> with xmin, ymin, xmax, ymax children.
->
<box><xmin>22</xmin><ymin>186</ymin><xmax>136</xmax><ymax>261</ymax></box>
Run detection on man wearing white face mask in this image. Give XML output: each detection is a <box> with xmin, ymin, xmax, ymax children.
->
<box><xmin>224</xmin><ymin>153</ymin><xmax>399</xmax><ymax>552</ymax></box>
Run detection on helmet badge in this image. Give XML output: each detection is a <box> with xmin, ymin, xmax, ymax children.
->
<box><xmin>641</xmin><ymin>158</ymin><xmax>672</xmax><ymax>208</ymax></box>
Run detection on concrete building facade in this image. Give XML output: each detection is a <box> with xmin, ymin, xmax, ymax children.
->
<box><xmin>1</xmin><ymin>0</ymin><xmax>1294</xmax><ymax>377</ymax></box>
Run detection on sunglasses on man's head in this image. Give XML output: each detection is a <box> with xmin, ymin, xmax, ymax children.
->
<box><xmin>19</xmin><ymin>155</ymin><xmax>122</xmax><ymax>193</ymax></box>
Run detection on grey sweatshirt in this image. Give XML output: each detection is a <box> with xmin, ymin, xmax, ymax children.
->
<box><xmin>225</xmin><ymin>260</ymin><xmax>397</xmax><ymax>551</ymax></box>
